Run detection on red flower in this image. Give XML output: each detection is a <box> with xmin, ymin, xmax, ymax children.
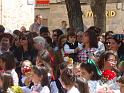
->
<box><xmin>102</xmin><ymin>70</ymin><xmax>116</xmax><ymax>80</ymax></box>
<box><xmin>23</xmin><ymin>66</ymin><xmax>32</xmax><ymax>74</ymax></box>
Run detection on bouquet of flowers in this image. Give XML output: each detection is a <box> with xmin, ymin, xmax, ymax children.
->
<box><xmin>102</xmin><ymin>69</ymin><xmax>117</xmax><ymax>84</ymax></box>
<box><xmin>7</xmin><ymin>85</ymin><xmax>23</xmax><ymax>93</ymax></box>
<box><xmin>97</xmin><ymin>70</ymin><xmax>117</xmax><ymax>93</ymax></box>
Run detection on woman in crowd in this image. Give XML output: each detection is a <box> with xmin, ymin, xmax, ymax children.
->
<box><xmin>14</xmin><ymin>33</ymin><xmax>36</xmax><ymax>64</ymax></box>
<box><xmin>97</xmin><ymin>52</ymin><xmax>118</xmax><ymax>71</ymax></box>
<box><xmin>97</xmin><ymin>52</ymin><xmax>120</xmax><ymax>92</ymax></box>
<box><xmin>105</xmin><ymin>35</ymin><xmax>124</xmax><ymax>61</ymax></box>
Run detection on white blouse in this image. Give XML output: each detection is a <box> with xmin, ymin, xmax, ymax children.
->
<box><xmin>67</xmin><ymin>86</ymin><xmax>80</xmax><ymax>93</ymax></box>
<box><xmin>40</xmin><ymin>86</ymin><xmax>50</xmax><ymax>93</ymax></box>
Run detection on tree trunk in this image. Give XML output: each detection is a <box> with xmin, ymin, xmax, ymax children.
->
<box><xmin>90</xmin><ymin>0</ymin><xmax>107</xmax><ymax>33</ymax></box>
<box><xmin>65</xmin><ymin>0</ymin><xmax>84</xmax><ymax>32</ymax></box>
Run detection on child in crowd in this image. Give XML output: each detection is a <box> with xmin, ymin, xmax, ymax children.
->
<box><xmin>61</xmin><ymin>68</ymin><xmax>80</xmax><ymax>93</ymax></box>
<box><xmin>64</xmin><ymin>30</ymin><xmax>82</xmax><ymax>62</ymax></box>
<box><xmin>19</xmin><ymin>60</ymin><xmax>32</xmax><ymax>87</ymax></box>
<box><xmin>0</xmin><ymin>52</ymin><xmax>19</xmax><ymax>85</ymax></box>
<box><xmin>31</xmin><ymin>66</ymin><xmax>50</xmax><ymax>93</ymax></box>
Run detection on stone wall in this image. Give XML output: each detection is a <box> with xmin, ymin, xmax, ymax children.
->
<box><xmin>1</xmin><ymin>0</ymin><xmax>34</xmax><ymax>32</ymax></box>
<box><xmin>45</xmin><ymin>3</ymin><xmax>124</xmax><ymax>33</ymax></box>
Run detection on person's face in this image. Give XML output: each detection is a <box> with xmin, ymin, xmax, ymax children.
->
<box><xmin>52</xmin><ymin>32</ymin><xmax>58</xmax><ymax>42</ymax></box>
<box><xmin>0</xmin><ymin>37</ymin><xmax>10</xmax><ymax>51</ymax></box>
<box><xmin>33</xmin><ymin>42</ymin><xmax>43</xmax><ymax>51</ymax></box>
<box><xmin>68</xmin><ymin>36</ymin><xmax>76</xmax><ymax>43</ymax></box>
<box><xmin>31</xmin><ymin>71</ymin><xmax>42</xmax><ymax>84</ymax></box>
<box><xmin>82</xmin><ymin>32</ymin><xmax>89</xmax><ymax>44</ymax></box>
<box><xmin>61</xmin><ymin>38</ymin><xmax>67</xmax><ymax>46</ymax></box>
<box><xmin>62</xmin><ymin>22</ymin><xmax>67</xmax><ymax>28</ymax></box>
<box><xmin>104</xmin><ymin>55</ymin><xmax>117</xmax><ymax>68</ymax></box>
<box><xmin>40</xmin><ymin>32</ymin><xmax>49</xmax><ymax>38</ymax></box>
<box><xmin>80</xmin><ymin>68</ymin><xmax>92</xmax><ymax>80</ymax></box>
<box><xmin>20</xmin><ymin>26</ymin><xmax>26</xmax><ymax>32</ymax></box>
<box><xmin>36</xmin><ymin>16</ymin><xmax>42</xmax><ymax>25</ymax></box>
<box><xmin>106</xmin><ymin>39</ymin><xmax>120</xmax><ymax>51</ymax></box>
<box><xmin>77</xmin><ymin>34</ymin><xmax>83</xmax><ymax>43</ymax></box>
<box><xmin>21</xmin><ymin>61</ymin><xmax>32</xmax><ymax>74</ymax></box>
<box><xmin>14</xmin><ymin>37</ymin><xmax>20</xmax><ymax>46</ymax></box>
<box><xmin>20</xmin><ymin>37</ymin><xmax>28</xmax><ymax>46</ymax></box>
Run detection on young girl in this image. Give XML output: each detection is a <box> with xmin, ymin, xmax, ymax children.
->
<box><xmin>19</xmin><ymin>60</ymin><xmax>32</xmax><ymax>87</ymax></box>
<box><xmin>31</xmin><ymin>66</ymin><xmax>50</xmax><ymax>93</ymax></box>
<box><xmin>1</xmin><ymin>73</ymin><xmax>14</xmax><ymax>93</ymax></box>
<box><xmin>78</xmin><ymin>28</ymin><xmax>98</xmax><ymax>63</ymax></box>
<box><xmin>61</xmin><ymin>68</ymin><xmax>80</xmax><ymax>93</ymax></box>
<box><xmin>80</xmin><ymin>61</ymin><xmax>101</xmax><ymax>93</ymax></box>
<box><xmin>0</xmin><ymin>52</ymin><xmax>19</xmax><ymax>85</ymax></box>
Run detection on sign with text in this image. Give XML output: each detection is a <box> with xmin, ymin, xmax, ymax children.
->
<box><xmin>36</xmin><ymin>0</ymin><xmax>49</xmax><ymax>4</ymax></box>
<box><xmin>84</xmin><ymin>10</ymin><xmax>117</xmax><ymax>18</ymax></box>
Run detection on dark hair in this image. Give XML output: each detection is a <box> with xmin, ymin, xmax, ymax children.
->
<box><xmin>32</xmin><ymin>66</ymin><xmax>49</xmax><ymax>87</ymax></box>
<box><xmin>97</xmin><ymin>52</ymin><xmax>118</xmax><ymax>70</ymax></box>
<box><xmin>53</xmin><ymin>29</ymin><xmax>63</xmax><ymax>36</ymax></box>
<box><xmin>19</xmin><ymin>33</ymin><xmax>34</xmax><ymax>51</ymax></box>
<box><xmin>88</xmin><ymin>26</ymin><xmax>102</xmax><ymax>37</ymax></box>
<box><xmin>2</xmin><ymin>73</ymin><xmax>14</xmax><ymax>93</ymax></box>
<box><xmin>80</xmin><ymin>63</ymin><xmax>101</xmax><ymax>80</ymax></box>
<box><xmin>67</xmin><ymin>28</ymin><xmax>77</xmax><ymax>35</ymax></box>
<box><xmin>58</xmin><ymin>35</ymin><xmax>67</xmax><ymax>49</ymax></box>
<box><xmin>1</xmin><ymin>52</ymin><xmax>16</xmax><ymax>70</ymax></box>
<box><xmin>105</xmin><ymin>31</ymin><xmax>114</xmax><ymax>40</ymax></box>
<box><xmin>107</xmin><ymin>37</ymin><xmax>124</xmax><ymax>60</ymax></box>
<box><xmin>61</xmin><ymin>68</ymin><xmax>75</xmax><ymax>86</ymax></box>
<box><xmin>13</xmin><ymin>30</ymin><xmax>22</xmax><ymax>36</ymax></box>
<box><xmin>0</xmin><ymin>25</ymin><xmax>5</xmax><ymax>33</ymax></box>
<box><xmin>85</xmin><ymin>28</ymin><xmax>98</xmax><ymax>48</ymax></box>
<box><xmin>40</xmin><ymin>26</ymin><xmax>49</xmax><ymax>34</ymax></box>
<box><xmin>34</xmin><ymin>14</ymin><xmax>42</xmax><ymax>22</ymax></box>
<box><xmin>0</xmin><ymin>33</ymin><xmax>14</xmax><ymax>46</ymax></box>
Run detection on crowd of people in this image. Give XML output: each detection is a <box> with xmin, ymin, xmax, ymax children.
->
<box><xmin>0</xmin><ymin>14</ymin><xmax>124</xmax><ymax>93</ymax></box>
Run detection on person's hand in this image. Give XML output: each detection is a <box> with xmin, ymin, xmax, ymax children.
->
<box><xmin>74</xmin><ymin>47</ymin><xmax>80</xmax><ymax>53</ymax></box>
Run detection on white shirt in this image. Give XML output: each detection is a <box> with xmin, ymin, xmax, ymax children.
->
<box><xmin>40</xmin><ymin>86</ymin><xmax>50</xmax><ymax>93</ymax></box>
<box><xmin>64</xmin><ymin>43</ymin><xmax>82</xmax><ymax>54</ymax></box>
<box><xmin>50</xmin><ymin>81</ymin><xmax>59</xmax><ymax>93</ymax></box>
<box><xmin>67</xmin><ymin>86</ymin><xmax>80</xmax><ymax>93</ymax></box>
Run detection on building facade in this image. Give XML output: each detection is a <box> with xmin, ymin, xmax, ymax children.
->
<box><xmin>0</xmin><ymin>0</ymin><xmax>124</xmax><ymax>33</ymax></box>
